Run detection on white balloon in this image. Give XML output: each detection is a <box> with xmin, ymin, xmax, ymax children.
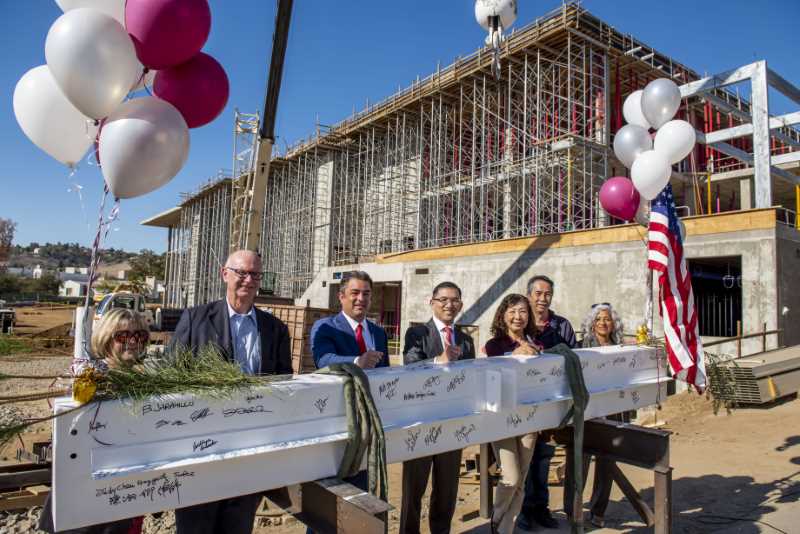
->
<box><xmin>641</xmin><ymin>78</ymin><xmax>682</xmax><ymax>129</ymax></box>
<box><xmin>613</xmin><ymin>124</ymin><xmax>652</xmax><ymax>168</ymax></box>
<box><xmin>45</xmin><ymin>8</ymin><xmax>139</xmax><ymax>119</ymax></box>
<box><xmin>634</xmin><ymin>195</ymin><xmax>650</xmax><ymax>227</ymax></box>
<box><xmin>100</xmin><ymin>97</ymin><xmax>189</xmax><ymax>199</ymax></box>
<box><xmin>13</xmin><ymin>65</ymin><xmax>97</xmax><ymax>167</ymax></box>
<box><xmin>623</xmin><ymin>90</ymin><xmax>651</xmax><ymax>129</ymax></box>
<box><xmin>54</xmin><ymin>0</ymin><xmax>125</xmax><ymax>26</ymax></box>
<box><xmin>654</xmin><ymin>119</ymin><xmax>696</xmax><ymax>164</ymax></box>
<box><xmin>631</xmin><ymin>150</ymin><xmax>671</xmax><ymax>200</ymax></box>
<box><xmin>474</xmin><ymin>0</ymin><xmax>518</xmax><ymax>30</ymax></box>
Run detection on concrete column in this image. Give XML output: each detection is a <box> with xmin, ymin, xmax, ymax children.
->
<box><xmin>312</xmin><ymin>158</ymin><xmax>334</xmax><ymax>274</ymax></box>
<box><xmin>751</xmin><ymin>61</ymin><xmax>772</xmax><ymax>208</ymax></box>
<box><xmin>740</xmin><ymin>178</ymin><xmax>753</xmax><ymax>210</ymax></box>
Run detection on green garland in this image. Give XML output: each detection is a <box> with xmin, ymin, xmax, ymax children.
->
<box><xmin>0</xmin><ymin>344</ymin><xmax>285</xmax><ymax>447</ymax></box>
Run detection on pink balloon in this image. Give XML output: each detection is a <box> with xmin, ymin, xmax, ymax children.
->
<box><xmin>153</xmin><ymin>52</ymin><xmax>229</xmax><ymax>128</ymax></box>
<box><xmin>125</xmin><ymin>0</ymin><xmax>211</xmax><ymax>69</ymax></box>
<box><xmin>599</xmin><ymin>177</ymin><xmax>641</xmax><ymax>221</ymax></box>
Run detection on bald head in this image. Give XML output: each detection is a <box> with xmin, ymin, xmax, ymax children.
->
<box><xmin>225</xmin><ymin>250</ymin><xmax>262</xmax><ymax>270</ymax></box>
<box><xmin>222</xmin><ymin>250</ymin><xmax>262</xmax><ymax>313</ymax></box>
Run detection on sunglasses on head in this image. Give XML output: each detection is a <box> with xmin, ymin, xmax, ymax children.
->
<box><xmin>113</xmin><ymin>330</ymin><xmax>150</xmax><ymax>344</ymax></box>
<box><xmin>592</xmin><ymin>302</ymin><xmax>611</xmax><ymax>309</ymax></box>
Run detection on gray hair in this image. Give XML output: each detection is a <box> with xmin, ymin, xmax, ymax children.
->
<box><xmin>581</xmin><ymin>304</ymin><xmax>624</xmax><ymax>346</ymax></box>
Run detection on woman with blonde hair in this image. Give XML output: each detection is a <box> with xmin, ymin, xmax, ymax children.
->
<box><xmin>90</xmin><ymin>307</ymin><xmax>150</xmax><ymax>369</ymax></box>
<box><xmin>483</xmin><ymin>294</ymin><xmax>542</xmax><ymax>534</ymax></box>
<box><xmin>39</xmin><ymin>308</ymin><xmax>149</xmax><ymax>534</ymax></box>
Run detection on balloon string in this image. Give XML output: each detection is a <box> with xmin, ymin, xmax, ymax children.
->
<box><xmin>82</xmin><ymin>185</ymin><xmax>121</xmax><ymax>314</ymax></box>
<box><xmin>64</xmin><ymin>165</ymin><xmax>92</xmax><ymax>242</ymax></box>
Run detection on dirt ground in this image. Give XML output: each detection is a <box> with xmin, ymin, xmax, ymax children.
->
<box><xmin>2</xmin><ymin>323</ymin><xmax>799</xmax><ymax>533</ymax></box>
<box><xmin>11</xmin><ymin>305</ymin><xmax>75</xmax><ymax>338</ymax></box>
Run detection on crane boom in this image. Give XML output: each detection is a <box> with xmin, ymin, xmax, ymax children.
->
<box><xmin>229</xmin><ymin>0</ymin><xmax>294</xmax><ymax>254</ymax></box>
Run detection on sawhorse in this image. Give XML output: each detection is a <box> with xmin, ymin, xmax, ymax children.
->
<box><xmin>478</xmin><ymin>419</ymin><xmax>672</xmax><ymax>532</ymax></box>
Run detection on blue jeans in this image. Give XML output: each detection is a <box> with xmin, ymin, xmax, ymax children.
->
<box><xmin>522</xmin><ymin>438</ymin><xmax>555</xmax><ymax>512</ymax></box>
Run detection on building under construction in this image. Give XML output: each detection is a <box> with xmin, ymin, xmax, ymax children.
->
<box><xmin>143</xmin><ymin>4</ymin><xmax>800</xmax><ymax>356</ymax></box>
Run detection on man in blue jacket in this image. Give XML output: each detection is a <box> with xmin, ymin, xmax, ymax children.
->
<box><xmin>311</xmin><ymin>270</ymin><xmax>389</xmax><ymax>370</ymax></box>
<box><xmin>307</xmin><ymin>270</ymin><xmax>389</xmax><ymax>533</ymax></box>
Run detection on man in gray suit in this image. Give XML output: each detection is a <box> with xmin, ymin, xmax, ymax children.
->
<box><xmin>399</xmin><ymin>282</ymin><xmax>476</xmax><ymax>534</ymax></box>
<box><xmin>170</xmin><ymin>249</ymin><xmax>292</xmax><ymax>534</ymax></box>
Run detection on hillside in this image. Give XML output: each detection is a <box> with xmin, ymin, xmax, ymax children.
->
<box><xmin>8</xmin><ymin>243</ymin><xmax>137</xmax><ymax>270</ymax></box>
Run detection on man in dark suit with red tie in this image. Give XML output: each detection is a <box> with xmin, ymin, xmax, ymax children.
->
<box><xmin>400</xmin><ymin>282</ymin><xmax>475</xmax><ymax>534</ymax></box>
<box><xmin>310</xmin><ymin>270</ymin><xmax>390</xmax><ymax>370</ymax></box>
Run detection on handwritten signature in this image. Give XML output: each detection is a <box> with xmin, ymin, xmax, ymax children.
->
<box><xmin>446</xmin><ymin>371</ymin><xmax>466</xmax><ymax>393</ymax></box>
<box><xmin>454</xmin><ymin>424</ymin><xmax>477</xmax><ymax>443</ymax></box>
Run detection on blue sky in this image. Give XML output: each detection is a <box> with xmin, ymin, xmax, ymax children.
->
<box><xmin>1</xmin><ymin>0</ymin><xmax>797</xmax><ymax>253</ymax></box>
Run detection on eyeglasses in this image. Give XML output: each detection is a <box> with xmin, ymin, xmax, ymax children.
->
<box><xmin>591</xmin><ymin>302</ymin><xmax>611</xmax><ymax>309</ymax></box>
<box><xmin>225</xmin><ymin>267</ymin><xmax>264</xmax><ymax>281</ymax></box>
<box><xmin>432</xmin><ymin>297</ymin><xmax>462</xmax><ymax>305</ymax></box>
<box><xmin>112</xmin><ymin>330</ymin><xmax>150</xmax><ymax>344</ymax></box>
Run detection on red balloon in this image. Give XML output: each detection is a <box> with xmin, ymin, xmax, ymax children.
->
<box><xmin>154</xmin><ymin>53</ymin><xmax>229</xmax><ymax>128</ymax></box>
<box><xmin>126</xmin><ymin>0</ymin><xmax>211</xmax><ymax>69</ymax></box>
<box><xmin>599</xmin><ymin>176</ymin><xmax>640</xmax><ymax>221</ymax></box>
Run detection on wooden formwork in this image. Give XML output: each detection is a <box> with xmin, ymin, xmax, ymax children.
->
<box><xmin>257</xmin><ymin>304</ymin><xmax>334</xmax><ymax>374</ymax></box>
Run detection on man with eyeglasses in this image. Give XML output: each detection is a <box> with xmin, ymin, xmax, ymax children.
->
<box><xmin>399</xmin><ymin>281</ymin><xmax>475</xmax><ymax>534</ymax></box>
<box><xmin>517</xmin><ymin>274</ymin><xmax>577</xmax><ymax>531</ymax></box>
<box><xmin>170</xmin><ymin>249</ymin><xmax>292</xmax><ymax>534</ymax></box>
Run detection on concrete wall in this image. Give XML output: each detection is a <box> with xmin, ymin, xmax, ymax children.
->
<box><xmin>300</xmin><ymin>214</ymin><xmax>790</xmax><ymax>359</ymax></box>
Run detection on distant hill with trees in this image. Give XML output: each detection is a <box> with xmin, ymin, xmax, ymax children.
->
<box><xmin>9</xmin><ymin>243</ymin><xmax>138</xmax><ymax>270</ymax></box>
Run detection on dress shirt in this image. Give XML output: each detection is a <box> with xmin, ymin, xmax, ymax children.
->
<box><xmin>227</xmin><ymin>300</ymin><xmax>261</xmax><ymax>375</ymax></box>
<box><xmin>431</xmin><ymin>316</ymin><xmax>456</xmax><ymax>349</ymax></box>
<box><xmin>341</xmin><ymin>312</ymin><xmax>374</xmax><ymax>363</ymax></box>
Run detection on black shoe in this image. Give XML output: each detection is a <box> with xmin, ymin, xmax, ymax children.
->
<box><xmin>532</xmin><ymin>506</ymin><xmax>559</xmax><ymax>529</ymax></box>
<box><xmin>516</xmin><ymin>509</ymin><xmax>534</xmax><ymax>531</ymax></box>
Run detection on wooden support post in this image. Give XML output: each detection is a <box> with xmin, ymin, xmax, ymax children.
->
<box><xmin>479</xmin><ymin>442</ymin><xmax>493</xmax><ymax>519</ymax></box>
<box><xmin>654</xmin><ymin>467</ymin><xmax>673</xmax><ymax>534</ymax></box>
<box><xmin>736</xmin><ymin>320</ymin><xmax>742</xmax><ymax>358</ymax></box>
<box><xmin>610</xmin><ymin>463</ymin><xmax>654</xmax><ymax>526</ymax></box>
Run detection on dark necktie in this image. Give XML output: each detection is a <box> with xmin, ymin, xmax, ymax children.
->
<box><xmin>355</xmin><ymin>323</ymin><xmax>367</xmax><ymax>354</ymax></box>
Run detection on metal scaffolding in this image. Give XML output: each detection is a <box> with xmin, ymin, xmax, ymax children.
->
<box><xmin>164</xmin><ymin>173</ymin><xmax>232</xmax><ymax>308</ymax></box>
<box><xmin>152</xmin><ymin>2</ymin><xmax>799</xmax><ymax>304</ymax></box>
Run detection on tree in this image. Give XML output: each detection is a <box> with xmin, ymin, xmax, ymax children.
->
<box><xmin>129</xmin><ymin>249</ymin><xmax>166</xmax><ymax>281</ymax></box>
<box><xmin>22</xmin><ymin>273</ymin><xmax>60</xmax><ymax>295</ymax></box>
<box><xmin>0</xmin><ymin>218</ymin><xmax>16</xmax><ymax>270</ymax></box>
<box><xmin>0</xmin><ymin>273</ymin><xmax>21</xmax><ymax>294</ymax></box>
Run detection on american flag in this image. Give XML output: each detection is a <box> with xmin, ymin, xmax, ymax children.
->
<box><xmin>647</xmin><ymin>184</ymin><xmax>706</xmax><ymax>390</ymax></box>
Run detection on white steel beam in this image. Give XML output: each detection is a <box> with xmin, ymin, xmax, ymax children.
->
<box><xmin>679</xmin><ymin>62</ymin><xmax>760</xmax><ymax>98</ymax></box>
<box><xmin>751</xmin><ymin>61</ymin><xmax>773</xmax><ymax>207</ymax></box>
<box><xmin>768</xmin><ymin>68</ymin><xmax>800</xmax><ymax>106</ymax></box>
<box><xmin>702</xmin><ymin>111</ymin><xmax>800</xmax><ymax>145</ymax></box>
<box><xmin>52</xmin><ymin>346</ymin><xmax>667</xmax><ymax>530</ymax></box>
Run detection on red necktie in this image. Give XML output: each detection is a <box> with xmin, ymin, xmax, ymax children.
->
<box><xmin>355</xmin><ymin>323</ymin><xmax>367</xmax><ymax>354</ymax></box>
<box><xmin>443</xmin><ymin>325</ymin><xmax>453</xmax><ymax>347</ymax></box>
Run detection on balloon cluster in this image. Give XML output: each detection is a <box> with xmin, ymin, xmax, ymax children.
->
<box><xmin>600</xmin><ymin>78</ymin><xmax>696</xmax><ymax>223</ymax></box>
<box><xmin>12</xmin><ymin>0</ymin><xmax>229</xmax><ymax>200</ymax></box>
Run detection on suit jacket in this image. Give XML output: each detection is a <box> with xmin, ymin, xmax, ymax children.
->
<box><xmin>169</xmin><ymin>299</ymin><xmax>292</xmax><ymax>375</ymax></box>
<box><xmin>311</xmin><ymin>312</ymin><xmax>390</xmax><ymax>369</ymax></box>
<box><xmin>403</xmin><ymin>319</ymin><xmax>476</xmax><ymax>365</ymax></box>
